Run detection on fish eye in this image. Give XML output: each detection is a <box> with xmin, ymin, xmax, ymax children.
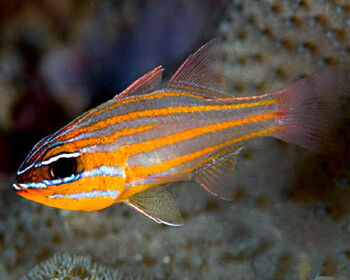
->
<box><xmin>49</xmin><ymin>157</ymin><xmax>77</xmax><ymax>179</ymax></box>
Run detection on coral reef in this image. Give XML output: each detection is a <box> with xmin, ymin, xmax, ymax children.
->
<box><xmin>0</xmin><ymin>0</ymin><xmax>350</xmax><ymax>279</ymax></box>
<box><xmin>20</xmin><ymin>253</ymin><xmax>121</xmax><ymax>280</ymax></box>
<box><xmin>220</xmin><ymin>0</ymin><xmax>350</xmax><ymax>95</ymax></box>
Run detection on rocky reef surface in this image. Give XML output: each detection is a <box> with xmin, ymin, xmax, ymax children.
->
<box><xmin>0</xmin><ymin>0</ymin><xmax>350</xmax><ymax>279</ymax></box>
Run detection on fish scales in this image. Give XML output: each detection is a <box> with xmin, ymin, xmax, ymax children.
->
<box><xmin>13</xmin><ymin>40</ymin><xmax>350</xmax><ymax>225</ymax></box>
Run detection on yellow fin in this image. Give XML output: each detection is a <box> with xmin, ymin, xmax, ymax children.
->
<box><xmin>125</xmin><ymin>186</ymin><xmax>183</xmax><ymax>226</ymax></box>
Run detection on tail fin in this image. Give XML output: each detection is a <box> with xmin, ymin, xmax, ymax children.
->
<box><xmin>272</xmin><ymin>62</ymin><xmax>350</xmax><ymax>152</ymax></box>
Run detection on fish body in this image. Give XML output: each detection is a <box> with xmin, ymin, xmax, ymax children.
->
<box><xmin>14</xmin><ymin>40</ymin><xmax>350</xmax><ymax>225</ymax></box>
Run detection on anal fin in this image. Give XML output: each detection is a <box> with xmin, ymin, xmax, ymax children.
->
<box><xmin>193</xmin><ymin>146</ymin><xmax>244</xmax><ymax>200</ymax></box>
<box><xmin>125</xmin><ymin>186</ymin><xmax>183</xmax><ymax>226</ymax></box>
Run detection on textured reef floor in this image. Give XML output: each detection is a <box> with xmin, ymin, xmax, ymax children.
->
<box><xmin>2</xmin><ymin>139</ymin><xmax>350</xmax><ymax>279</ymax></box>
<box><xmin>1</xmin><ymin>0</ymin><xmax>350</xmax><ymax>279</ymax></box>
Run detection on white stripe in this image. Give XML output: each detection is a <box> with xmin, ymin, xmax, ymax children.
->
<box><xmin>42</xmin><ymin>165</ymin><xmax>125</xmax><ymax>186</ymax></box>
<box><xmin>43</xmin><ymin>173</ymin><xmax>80</xmax><ymax>186</ymax></box>
<box><xmin>13</xmin><ymin>182</ymin><xmax>47</xmax><ymax>189</ymax></box>
<box><xmin>12</xmin><ymin>184</ymin><xmax>22</xmax><ymax>190</ymax></box>
<box><xmin>19</xmin><ymin>135</ymin><xmax>52</xmax><ymax>172</ymax></box>
<box><xmin>36</xmin><ymin>152</ymin><xmax>81</xmax><ymax>167</ymax></box>
<box><xmin>17</xmin><ymin>164</ymin><xmax>35</xmax><ymax>175</ymax></box>
<box><xmin>49</xmin><ymin>190</ymin><xmax>120</xmax><ymax>200</ymax></box>
<box><xmin>84</xmin><ymin>165</ymin><xmax>125</xmax><ymax>178</ymax></box>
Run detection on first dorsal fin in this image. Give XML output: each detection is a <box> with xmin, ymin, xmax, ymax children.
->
<box><xmin>115</xmin><ymin>66</ymin><xmax>164</xmax><ymax>99</ymax></box>
<box><xmin>125</xmin><ymin>186</ymin><xmax>183</xmax><ymax>226</ymax></box>
<box><xmin>167</xmin><ymin>39</ymin><xmax>229</xmax><ymax>98</ymax></box>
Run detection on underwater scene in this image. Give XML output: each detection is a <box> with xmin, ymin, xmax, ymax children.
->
<box><xmin>1</xmin><ymin>0</ymin><xmax>350</xmax><ymax>279</ymax></box>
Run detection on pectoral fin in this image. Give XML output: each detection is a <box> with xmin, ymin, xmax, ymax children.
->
<box><xmin>125</xmin><ymin>186</ymin><xmax>183</xmax><ymax>226</ymax></box>
<box><xmin>193</xmin><ymin>146</ymin><xmax>244</xmax><ymax>200</ymax></box>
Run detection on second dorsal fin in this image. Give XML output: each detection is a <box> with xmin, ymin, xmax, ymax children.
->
<box><xmin>167</xmin><ymin>39</ymin><xmax>229</xmax><ymax>98</ymax></box>
<box><xmin>115</xmin><ymin>66</ymin><xmax>164</xmax><ymax>99</ymax></box>
<box><xmin>193</xmin><ymin>146</ymin><xmax>244</xmax><ymax>200</ymax></box>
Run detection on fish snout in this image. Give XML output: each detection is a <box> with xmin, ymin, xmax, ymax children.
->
<box><xmin>12</xmin><ymin>183</ymin><xmax>27</xmax><ymax>192</ymax></box>
<box><xmin>13</xmin><ymin>171</ymin><xmax>47</xmax><ymax>191</ymax></box>
<box><xmin>13</xmin><ymin>174</ymin><xmax>26</xmax><ymax>192</ymax></box>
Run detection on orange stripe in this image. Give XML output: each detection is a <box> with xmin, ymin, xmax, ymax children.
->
<box><xmin>67</xmin><ymin>124</ymin><xmax>156</xmax><ymax>150</ymax></box>
<box><xmin>129</xmin><ymin>126</ymin><xmax>283</xmax><ymax>179</ymax></box>
<box><xmin>42</xmin><ymin>125</ymin><xmax>156</xmax><ymax>162</ymax></box>
<box><xmin>118</xmin><ymin>126</ymin><xmax>283</xmax><ymax>200</ymax></box>
<box><xmin>79</xmin><ymin>112</ymin><xmax>279</xmax><ymax>170</ymax></box>
<box><xmin>70</xmin><ymin>150</ymin><xmax>127</xmax><ymax>172</ymax></box>
<box><xmin>124</xmin><ymin>112</ymin><xmax>277</xmax><ymax>157</ymax></box>
<box><xmin>183</xmin><ymin>146</ymin><xmax>238</xmax><ymax>174</ymax></box>
<box><xmin>31</xmin><ymin>176</ymin><xmax>125</xmax><ymax>210</ymax></box>
<box><xmin>60</xmin><ymin>97</ymin><xmax>282</xmax><ymax>141</ymax></box>
<box><xmin>89</xmin><ymin>91</ymin><xmax>208</xmax><ymax>119</ymax></box>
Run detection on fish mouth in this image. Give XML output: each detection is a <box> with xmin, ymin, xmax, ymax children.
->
<box><xmin>12</xmin><ymin>181</ymin><xmax>47</xmax><ymax>191</ymax></box>
<box><xmin>12</xmin><ymin>183</ymin><xmax>26</xmax><ymax>192</ymax></box>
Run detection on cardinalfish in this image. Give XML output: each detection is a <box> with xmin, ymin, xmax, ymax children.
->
<box><xmin>13</xmin><ymin>40</ymin><xmax>350</xmax><ymax>226</ymax></box>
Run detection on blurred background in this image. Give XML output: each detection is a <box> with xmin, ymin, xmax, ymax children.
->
<box><xmin>0</xmin><ymin>0</ymin><xmax>222</xmax><ymax>174</ymax></box>
<box><xmin>1</xmin><ymin>0</ymin><xmax>350</xmax><ymax>279</ymax></box>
